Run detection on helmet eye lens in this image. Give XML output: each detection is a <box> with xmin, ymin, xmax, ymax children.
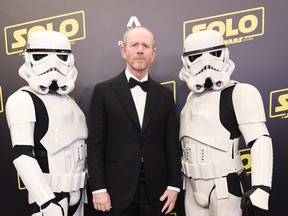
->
<box><xmin>57</xmin><ymin>54</ymin><xmax>68</xmax><ymax>61</ymax></box>
<box><xmin>33</xmin><ymin>54</ymin><xmax>48</xmax><ymax>61</ymax></box>
<box><xmin>188</xmin><ymin>54</ymin><xmax>202</xmax><ymax>63</ymax></box>
<box><xmin>210</xmin><ymin>50</ymin><xmax>222</xmax><ymax>57</ymax></box>
<box><xmin>32</xmin><ymin>54</ymin><xmax>69</xmax><ymax>61</ymax></box>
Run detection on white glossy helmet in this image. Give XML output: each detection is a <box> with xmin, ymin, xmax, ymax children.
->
<box><xmin>19</xmin><ymin>30</ymin><xmax>78</xmax><ymax>94</ymax></box>
<box><xmin>179</xmin><ymin>30</ymin><xmax>235</xmax><ymax>93</ymax></box>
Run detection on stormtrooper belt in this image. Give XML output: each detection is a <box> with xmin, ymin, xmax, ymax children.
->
<box><xmin>43</xmin><ymin>169</ymin><xmax>88</xmax><ymax>193</ymax></box>
<box><xmin>181</xmin><ymin>156</ymin><xmax>243</xmax><ymax>179</ymax></box>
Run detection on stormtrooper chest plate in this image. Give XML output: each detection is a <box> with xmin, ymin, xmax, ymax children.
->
<box><xmin>180</xmin><ymin>90</ymin><xmax>231</xmax><ymax>152</ymax></box>
<box><xmin>37</xmin><ymin>93</ymin><xmax>87</xmax><ymax>155</ymax></box>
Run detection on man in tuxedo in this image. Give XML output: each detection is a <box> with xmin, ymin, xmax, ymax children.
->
<box><xmin>87</xmin><ymin>26</ymin><xmax>182</xmax><ymax>216</ymax></box>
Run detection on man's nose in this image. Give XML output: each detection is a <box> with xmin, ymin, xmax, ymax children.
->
<box><xmin>137</xmin><ymin>45</ymin><xmax>144</xmax><ymax>53</ymax></box>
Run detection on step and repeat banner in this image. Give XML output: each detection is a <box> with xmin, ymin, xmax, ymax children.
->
<box><xmin>0</xmin><ymin>0</ymin><xmax>287</xmax><ymax>215</ymax></box>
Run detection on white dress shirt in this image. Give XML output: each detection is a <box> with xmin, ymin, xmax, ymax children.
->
<box><xmin>125</xmin><ymin>69</ymin><xmax>147</xmax><ymax>127</ymax></box>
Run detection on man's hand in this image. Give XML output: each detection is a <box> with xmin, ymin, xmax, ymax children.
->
<box><xmin>160</xmin><ymin>189</ymin><xmax>178</xmax><ymax>214</ymax></box>
<box><xmin>92</xmin><ymin>192</ymin><xmax>112</xmax><ymax>212</ymax></box>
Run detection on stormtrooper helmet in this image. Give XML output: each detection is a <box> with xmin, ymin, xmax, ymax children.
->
<box><xmin>19</xmin><ymin>30</ymin><xmax>78</xmax><ymax>94</ymax></box>
<box><xmin>179</xmin><ymin>30</ymin><xmax>235</xmax><ymax>93</ymax></box>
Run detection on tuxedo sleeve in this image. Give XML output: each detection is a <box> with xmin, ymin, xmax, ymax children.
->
<box><xmin>87</xmin><ymin>84</ymin><xmax>107</xmax><ymax>192</ymax></box>
<box><xmin>165</xmin><ymin>89</ymin><xmax>182</xmax><ymax>189</ymax></box>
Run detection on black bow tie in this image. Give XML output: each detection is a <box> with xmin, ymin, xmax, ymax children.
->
<box><xmin>128</xmin><ymin>78</ymin><xmax>149</xmax><ymax>92</ymax></box>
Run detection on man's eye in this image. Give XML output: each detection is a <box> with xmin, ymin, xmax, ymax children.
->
<box><xmin>32</xmin><ymin>54</ymin><xmax>47</xmax><ymax>61</ymax></box>
<box><xmin>57</xmin><ymin>54</ymin><xmax>68</xmax><ymax>61</ymax></box>
<box><xmin>188</xmin><ymin>54</ymin><xmax>202</xmax><ymax>62</ymax></box>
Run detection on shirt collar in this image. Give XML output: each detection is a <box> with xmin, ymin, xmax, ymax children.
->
<box><xmin>125</xmin><ymin>69</ymin><xmax>148</xmax><ymax>82</ymax></box>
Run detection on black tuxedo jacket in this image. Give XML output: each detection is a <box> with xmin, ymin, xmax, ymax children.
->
<box><xmin>87</xmin><ymin>71</ymin><xmax>182</xmax><ymax>209</ymax></box>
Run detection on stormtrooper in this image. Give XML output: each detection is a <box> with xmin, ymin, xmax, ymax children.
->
<box><xmin>179</xmin><ymin>30</ymin><xmax>273</xmax><ymax>216</ymax></box>
<box><xmin>5</xmin><ymin>30</ymin><xmax>88</xmax><ymax>216</ymax></box>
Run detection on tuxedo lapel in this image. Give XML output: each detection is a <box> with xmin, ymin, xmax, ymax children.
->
<box><xmin>141</xmin><ymin>77</ymin><xmax>162</xmax><ymax>133</ymax></box>
<box><xmin>110</xmin><ymin>72</ymin><xmax>141</xmax><ymax>131</ymax></box>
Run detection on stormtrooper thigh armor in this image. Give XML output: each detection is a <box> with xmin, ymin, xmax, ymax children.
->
<box><xmin>181</xmin><ymin>136</ymin><xmax>243</xmax><ymax>216</ymax></box>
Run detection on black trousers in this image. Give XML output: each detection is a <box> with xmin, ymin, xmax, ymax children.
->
<box><xmin>100</xmin><ymin>182</ymin><xmax>163</xmax><ymax>216</ymax></box>
<box><xmin>100</xmin><ymin>164</ymin><xmax>164</xmax><ymax>216</ymax></box>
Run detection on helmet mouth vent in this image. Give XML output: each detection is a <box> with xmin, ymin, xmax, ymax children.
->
<box><xmin>204</xmin><ymin>78</ymin><xmax>213</xmax><ymax>89</ymax></box>
<box><xmin>49</xmin><ymin>80</ymin><xmax>59</xmax><ymax>92</ymax></box>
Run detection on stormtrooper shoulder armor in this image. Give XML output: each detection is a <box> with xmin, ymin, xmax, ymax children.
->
<box><xmin>6</xmin><ymin>88</ymin><xmax>36</xmax><ymax>127</ymax></box>
<box><xmin>232</xmin><ymin>83</ymin><xmax>266</xmax><ymax>124</ymax></box>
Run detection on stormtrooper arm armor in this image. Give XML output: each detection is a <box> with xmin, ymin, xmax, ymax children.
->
<box><xmin>13</xmin><ymin>152</ymin><xmax>64</xmax><ymax>216</ymax></box>
<box><xmin>233</xmin><ymin>83</ymin><xmax>273</xmax><ymax>210</ymax></box>
<box><xmin>239</xmin><ymin>124</ymin><xmax>272</xmax><ymax>210</ymax></box>
<box><xmin>6</xmin><ymin>91</ymin><xmax>56</xmax><ymax>207</ymax></box>
<box><xmin>13</xmin><ymin>151</ymin><xmax>56</xmax><ymax>206</ymax></box>
<box><xmin>239</xmin><ymin>125</ymin><xmax>273</xmax><ymax>188</ymax></box>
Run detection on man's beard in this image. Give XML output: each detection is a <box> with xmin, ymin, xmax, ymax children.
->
<box><xmin>132</xmin><ymin>62</ymin><xmax>148</xmax><ymax>71</ymax></box>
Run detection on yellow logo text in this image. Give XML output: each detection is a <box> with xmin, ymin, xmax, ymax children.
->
<box><xmin>269</xmin><ymin>88</ymin><xmax>288</xmax><ymax>119</ymax></box>
<box><xmin>183</xmin><ymin>7</ymin><xmax>264</xmax><ymax>45</ymax></box>
<box><xmin>239</xmin><ymin>148</ymin><xmax>251</xmax><ymax>174</ymax></box>
<box><xmin>4</xmin><ymin>11</ymin><xmax>86</xmax><ymax>55</ymax></box>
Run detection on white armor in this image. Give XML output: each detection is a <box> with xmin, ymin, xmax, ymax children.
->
<box><xmin>179</xmin><ymin>30</ymin><xmax>273</xmax><ymax>216</ymax></box>
<box><xmin>19</xmin><ymin>30</ymin><xmax>78</xmax><ymax>95</ymax></box>
<box><xmin>5</xmin><ymin>31</ymin><xmax>87</xmax><ymax>216</ymax></box>
<box><xmin>179</xmin><ymin>30</ymin><xmax>235</xmax><ymax>93</ymax></box>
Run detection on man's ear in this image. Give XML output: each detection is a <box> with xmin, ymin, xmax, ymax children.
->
<box><xmin>151</xmin><ymin>47</ymin><xmax>156</xmax><ymax>62</ymax></box>
<box><xmin>120</xmin><ymin>45</ymin><xmax>126</xmax><ymax>59</ymax></box>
